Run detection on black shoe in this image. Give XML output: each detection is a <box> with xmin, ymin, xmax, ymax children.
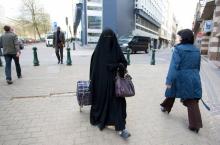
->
<box><xmin>119</xmin><ymin>129</ymin><xmax>131</xmax><ymax>139</ymax></box>
<box><xmin>6</xmin><ymin>80</ymin><xmax>13</xmax><ymax>85</ymax></box>
<box><xmin>18</xmin><ymin>75</ymin><xmax>22</xmax><ymax>79</ymax></box>
<box><xmin>97</xmin><ymin>124</ymin><xmax>104</xmax><ymax>131</ymax></box>
<box><xmin>188</xmin><ymin>127</ymin><xmax>199</xmax><ymax>133</ymax></box>
<box><xmin>160</xmin><ymin>106</ymin><xmax>170</xmax><ymax>114</ymax></box>
<box><xmin>61</xmin><ymin>61</ymin><xmax>63</xmax><ymax>64</ymax></box>
<box><xmin>58</xmin><ymin>60</ymin><xmax>60</xmax><ymax>64</ymax></box>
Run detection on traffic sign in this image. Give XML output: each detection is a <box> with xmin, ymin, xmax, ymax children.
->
<box><xmin>52</xmin><ymin>22</ymin><xmax>57</xmax><ymax>31</ymax></box>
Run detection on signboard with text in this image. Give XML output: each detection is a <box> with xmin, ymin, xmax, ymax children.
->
<box><xmin>52</xmin><ymin>22</ymin><xmax>57</xmax><ymax>32</ymax></box>
<box><xmin>204</xmin><ymin>20</ymin><xmax>213</xmax><ymax>33</ymax></box>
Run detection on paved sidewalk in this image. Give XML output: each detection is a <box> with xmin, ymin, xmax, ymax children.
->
<box><xmin>201</xmin><ymin>56</ymin><xmax>220</xmax><ymax>115</ymax></box>
<box><xmin>0</xmin><ymin>63</ymin><xmax>220</xmax><ymax>145</ymax></box>
<box><xmin>0</xmin><ymin>46</ymin><xmax>220</xmax><ymax>145</ymax></box>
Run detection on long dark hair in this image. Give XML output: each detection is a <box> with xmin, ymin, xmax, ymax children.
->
<box><xmin>177</xmin><ymin>29</ymin><xmax>194</xmax><ymax>44</ymax></box>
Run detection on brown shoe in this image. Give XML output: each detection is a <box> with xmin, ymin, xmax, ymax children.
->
<box><xmin>188</xmin><ymin>127</ymin><xmax>199</xmax><ymax>133</ymax></box>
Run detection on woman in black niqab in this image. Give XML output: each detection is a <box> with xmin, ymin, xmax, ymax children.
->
<box><xmin>90</xmin><ymin>28</ymin><xmax>130</xmax><ymax>138</ymax></box>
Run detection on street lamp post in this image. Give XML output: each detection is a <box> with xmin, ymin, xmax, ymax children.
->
<box><xmin>126</xmin><ymin>47</ymin><xmax>131</xmax><ymax>65</ymax></box>
<box><xmin>66</xmin><ymin>17</ymin><xmax>69</xmax><ymax>48</ymax></box>
<box><xmin>150</xmin><ymin>48</ymin><xmax>156</xmax><ymax>65</ymax></box>
<box><xmin>32</xmin><ymin>47</ymin><xmax>40</xmax><ymax>66</ymax></box>
<box><xmin>150</xmin><ymin>39</ymin><xmax>156</xmax><ymax>65</ymax></box>
<box><xmin>65</xmin><ymin>17</ymin><xmax>72</xmax><ymax>65</ymax></box>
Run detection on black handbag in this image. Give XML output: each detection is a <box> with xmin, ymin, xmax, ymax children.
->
<box><xmin>115</xmin><ymin>72</ymin><xmax>135</xmax><ymax>97</ymax></box>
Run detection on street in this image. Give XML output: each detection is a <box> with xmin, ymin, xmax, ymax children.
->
<box><xmin>17</xmin><ymin>42</ymin><xmax>171</xmax><ymax>66</ymax></box>
<box><xmin>0</xmin><ymin>42</ymin><xmax>220</xmax><ymax>145</ymax></box>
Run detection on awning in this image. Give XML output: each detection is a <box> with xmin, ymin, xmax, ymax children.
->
<box><xmin>201</xmin><ymin>0</ymin><xmax>215</xmax><ymax>20</ymax></box>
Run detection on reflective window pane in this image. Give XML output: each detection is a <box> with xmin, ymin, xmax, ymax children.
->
<box><xmin>88</xmin><ymin>16</ymin><xmax>101</xmax><ymax>29</ymax></box>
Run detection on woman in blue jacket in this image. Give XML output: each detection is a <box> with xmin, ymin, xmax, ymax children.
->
<box><xmin>160</xmin><ymin>29</ymin><xmax>202</xmax><ymax>133</ymax></box>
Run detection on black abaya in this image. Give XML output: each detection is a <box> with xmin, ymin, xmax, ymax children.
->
<box><xmin>89</xmin><ymin>28</ymin><xmax>127</xmax><ymax>131</ymax></box>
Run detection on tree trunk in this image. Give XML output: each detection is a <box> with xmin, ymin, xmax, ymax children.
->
<box><xmin>35</xmin><ymin>24</ymin><xmax>41</xmax><ymax>39</ymax></box>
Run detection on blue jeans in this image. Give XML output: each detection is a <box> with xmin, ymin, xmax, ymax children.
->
<box><xmin>4</xmin><ymin>54</ymin><xmax>21</xmax><ymax>81</ymax></box>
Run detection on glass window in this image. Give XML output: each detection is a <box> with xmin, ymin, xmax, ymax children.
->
<box><xmin>88</xmin><ymin>33</ymin><xmax>101</xmax><ymax>37</ymax></box>
<box><xmin>47</xmin><ymin>35</ymin><xmax>53</xmax><ymax>39</ymax></box>
<box><xmin>88</xmin><ymin>0</ymin><xmax>101</xmax><ymax>3</ymax></box>
<box><xmin>88</xmin><ymin>16</ymin><xmax>102</xmax><ymax>29</ymax></box>
<box><xmin>87</xmin><ymin>6</ymin><xmax>102</xmax><ymax>11</ymax></box>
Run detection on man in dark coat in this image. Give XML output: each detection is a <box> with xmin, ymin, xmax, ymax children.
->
<box><xmin>89</xmin><ymin>28</ymin><xmax>130</xmax><ymax>139</ymax></box>
<box><xmin>53</xmin><ymin>27</ymin><xmax>65</xmax><ymax>64</ymax></box>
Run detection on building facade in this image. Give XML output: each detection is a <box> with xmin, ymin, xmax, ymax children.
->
<box><xmin>158</xmin><ymin>0</ymin><xmax>173</xmax><ymax>48</ymax></box>
<box><xmin>134</xmin><ymin>0</ymin><xmax>162</xmax><ymax>40</ymax></box>
<box><xmin>171</xmin><ymin>16</ymin><xmax>178</xmax><ymax>46</ymax></box>
<box><xmin>102</xmin><ymin>0</ymin><xmax>134</xmax><ymax>37</ymax></box>
<box><xmin>193</xmin><ymin>0</ymin><xmax>220</xmax><ymax>61</ymax></box>
<box><xmin>79</xmin><ymin>0</ymin><xmax>102</xmax><ymax>45</ymax></box>
<box><xmin>103</xmin><ymin>0</ymin><xmax>164</xmax><ymax>48</ymax></box>
<box><xmin>78</xmin><ymin>0</ymin><xmax>175</xmax><ymax>47</ymax></box>
<box><xmin>87</xmin><ymin>0</ymin><xmax>102</xmax><ymax>43</ymax></box>
<box><xmin>208</xmin><ymin>0</ymin><xmax>220</xmax><ymax>60</ymax></box>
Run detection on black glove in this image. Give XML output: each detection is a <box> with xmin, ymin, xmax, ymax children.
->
<box><xmin>118</xmin><ymin>63</ymin><xmax>126</xmax><ymax>77</ymax></box>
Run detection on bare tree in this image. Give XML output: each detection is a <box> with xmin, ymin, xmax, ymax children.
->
<box><xmin>38</xmin><ymin>12</ymin><xmax>51</xmax><ymax>34</ymax></box>
<box><xmin>16</xmin><ymin>19</ymin><xmax>33</xmax><ymax>38</ymax></box>
<box><xmin>0</xmin><ymin>22</ymin><xmax>4</xmax><ymax>34</ymax></box>
<box><xmin>21</xmin><ymin>0</ymin><xmax>50</xmax><ymax>39</ymax></box>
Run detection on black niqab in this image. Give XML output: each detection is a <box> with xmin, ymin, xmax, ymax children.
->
<box><xmin>89</xmin><ymin>28</ymin><xmax>128</xmax><ymax>131</ymax></box>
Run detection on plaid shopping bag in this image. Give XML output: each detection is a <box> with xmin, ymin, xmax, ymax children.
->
<box><xmin>76</xmin><ymin>81</ymin><xmax>92</xmax><ymax>106</ymax></box>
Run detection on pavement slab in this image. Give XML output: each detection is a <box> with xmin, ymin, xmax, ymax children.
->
<box><xmin>0</xmin><ymin>44</ymin><xmax>220</xmax><ymax>145</ymax></box>
<box><xmin>0</xmin><ymin>64</ymin><xmax>219</xmax><ymax>145</ymax></box>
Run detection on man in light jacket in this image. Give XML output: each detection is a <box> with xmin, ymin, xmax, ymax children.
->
<box><xmin>53</xmin><ymin>27</ymin><xmax>65</xmax><ymax>64</ymax></box>
<box><xmin>0</xmin><ymin>25</ymin><xmax>22</xmax><ymax>84</ymax></box>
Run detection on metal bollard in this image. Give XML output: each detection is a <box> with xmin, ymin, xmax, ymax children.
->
<box><xmin>66</xmin><ymin>47</ymin><xmax>72</xmax><ymax>65</ymax></box>
<box><xmin>126</xmin><ymin>47</ymin><xmax>131</xmax><ymax>65</ymax></box>
<box><xmin>32</xmin><ymin>47</ymin><xmax>39</xmax><ymax>66</ymax></box>
<box><xmin>0</xmin><ymin>57</ymin><xmax>3</xmax><ymax>67</ymax></box>
<box><xmin>150</xmin><ymin>48</ymin><xmax>156</xmax><ymax>65</ymax></box>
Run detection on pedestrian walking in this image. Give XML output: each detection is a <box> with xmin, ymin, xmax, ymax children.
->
<box><xmin>0</xmin><ymin>45</ymin><xmax>3</xmax><ymax>66</ymax></box>
<box><xmin>0</xmin><ymin>25</ymin><xmax>22</xmax><ymax>84</ymax></box>
<box><xmin>89</xmin><ymin>28</ymin><xmax>131</xmax><ymax>139</ymax></box>
<box><xmin>160</xmin><ymin>29</ymin><xmax>203</xmax><ymax>133</ymax></box>
<box><xmin>0</xmin><ymin>39</ymin><xmax>3</xmax><ymax>60</ymax></box>
<box><xmin>53</xmin><ymin>27</ymin><xmax>65</xmax><ymax>64</ymax></box>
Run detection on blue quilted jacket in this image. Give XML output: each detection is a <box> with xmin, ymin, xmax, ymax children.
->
<box><xmin>165</xmin><ymin>44</ymin><xmax>202</xmax><ymax>99</ymax></box>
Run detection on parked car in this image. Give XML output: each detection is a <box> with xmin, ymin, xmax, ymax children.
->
<box><xmin>119</xmin><ymin>35</ymin><xmax>150</xmax><ymax>53</ymax></box>
<box><xmin>23</xmin><ymin>38</ymin><xmax>36</xmax><ymax>44</ymax></box>
<box><xmin>40</xmin><ymin>37</ymin><xmax>46</xmax><ymax>42</ymax></box>
<box><xmin>45</xmin><ymin>33</ymin><xmax>53</xmax><ymax>47</ymax></box>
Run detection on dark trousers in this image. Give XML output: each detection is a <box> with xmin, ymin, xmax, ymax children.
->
<box><xmin>161</xmin><ymin>98</ymin><xmax>203</xmax><ymax>129</ymax></box>
<box><xmin>55</xmin><ymin>44</ymin><xmax>63</xmax><ymax>62</ymax></box>
<box><xmin>0</xmin><ymin>57</ymin><xmax>3</xmax><ymax>66</ymax></box>
<box><xmin>4</xmin><ymin>54</ymin><xmax>21</xmax><ymax>80</ymax></box>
